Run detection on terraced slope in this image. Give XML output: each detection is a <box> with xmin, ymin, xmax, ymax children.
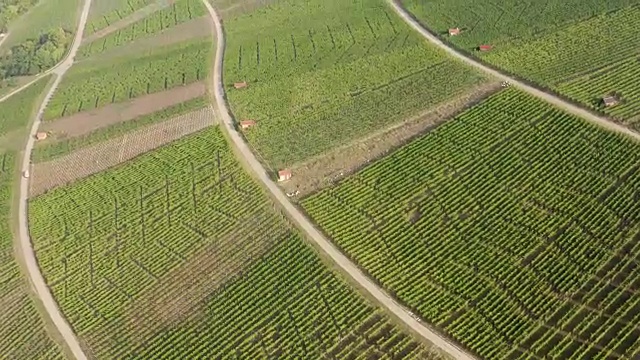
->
<box><xmin>303</xmin><ymin>88</ymin><xmax>640</xmax><ymax>359</ymax></box>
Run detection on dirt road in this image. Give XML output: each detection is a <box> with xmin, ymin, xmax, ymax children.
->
<box><xmin>386</xmin><ymin>0</ymin><xmax>640</xmax><ymax>143</ymax></box>
<box><xmin>200</xmin><ymin>1</ymin><xmax>477</xmax><ymax>359</ymax></box>
<box><xmin>17</xmin><ymin>0</ymin><xmax>93</xmax><ymax>359</ymax></box>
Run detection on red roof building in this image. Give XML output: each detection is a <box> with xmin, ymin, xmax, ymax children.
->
<box><xmin>278</xmin><ymin>169</ymin><xmax>292</xmax><ymax>182</ymax></box>
<box><xmin>233</xmin><ymin>81</ymin><xmax>248</xmax><ymax>89</ymax></box>
<box><xmin>479</xmin><ymin>45</ymin><xmax>493</xmax><ymax>52</ymax></box>
<box><xmin>449</xmin><ymin>28</ymin><xmax>461</xmax><ymax>36</ymax></box>
<box><xmin>240</xmin><ymin>120</ymin><xmax>256</xmax><ymax>129</ymax></box>
<box><xmin>35</xmin><ymin>132</ymin><xmax>48</xmax><ymax>140</ymax></box>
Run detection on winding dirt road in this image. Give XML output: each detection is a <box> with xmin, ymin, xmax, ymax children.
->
<box><xmin>386</xmin><ymin>0</ymin><xmax>640</xmax><ymax>143</ymax></box>
<box><xmin>17</xmin><ymin>0</ymin><xmax>93</xmax><ymax>359</ymax></box>
<box><xmin>200</xmin><ymin>1</ymin><xmax>477</xmax><ymax>359</ymax></box>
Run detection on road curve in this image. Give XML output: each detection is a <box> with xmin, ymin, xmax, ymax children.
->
<box><xmin>17</xmin><ymin>0</ymin><xmax>93</xmax><ymax>359</ymax></box>
<box><xmin>386</xmin><ymin>0</ymin><xmax>640</xmax><ymax>143</ymax></box>
<box><xmin>200</xmin><ymin>1</ymin><xmax>477</xmax><ymax>359</ymax></box>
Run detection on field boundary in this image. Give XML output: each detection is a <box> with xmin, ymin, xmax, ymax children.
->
<box><xmin>16</xmin><ymin>0</ymin><xmax>94</xmax><ymax>358</ymax></box>
<box><xmin>202</xmin><ymin>1</ymin><xmax>478</xmax><ymax>359</ymax></box>
<box><xmin>388</xmin><ymin>0</ymin><xmax>640</xmax><ymax>143</ymax></box>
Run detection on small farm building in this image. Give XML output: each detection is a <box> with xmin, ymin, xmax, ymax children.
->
<box><xmin>278</xmin><ymin>169</ymin><xmax>292</xmax><ymax>182</ymax></box>
<box><xmin>602</xmin><ymin>96</ymin><xmax>619</xmax><ymax>107</ymax></box>
<box><xmin>234</xmin><ymin>81</ymin><xmax>248</xmax><ymax>89</ymax></box>
<box><xmin>449</xmin><ymin>28</ymin><xmax>461</xmax><ymax>36</ymax></box>
<box><xmin>240</xmin><ymin>120</ymin><xmax>256</xmax><ymax>129</ymax></box>
<box><xmin>35</xmin><ymin>132</ymin><xmax>48</xmax><ymax>140</ymax></box>
<box><xmin>479</xmin><ymin>45</ymin><xmax>493</xmax><ymax>51</ymax></box>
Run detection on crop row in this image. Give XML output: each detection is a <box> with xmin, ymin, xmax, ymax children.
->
<box><xmin>302</xmin><ymin>88</ymin><xmax>640</xmax><ymax>359</ymax></box>
<box><xmin>224</xmin><ymin>0</ymin><xmax>485</xmax><ymax>167</ymax></box>
<box><xmin>44</xmin><ymin>39</ymin><xmax>211</xmax><ymax>120</ymax></box>
<box><xmin>30</xmin><ymin>127</ymin><xmax>440</xmax><ymax>358</ymax></box>
<box><xmin>32</xmin><ymin>96</ymin><xmax>209</xmax><ymax>163</ymax></box>
<box><xmin>0</xmin><ymin>150</ymin><xmax>63</xmax><ymax>357</ymax></box>
<box><xmin>85</xmin><ymin>0</ymin><xmax>157</xmax><ymax>35</ymax></box>
<box><xmin>557</xmin><ymin>57</ymin><xmax>640</xmax><ymax>128</ymax></box>
<box><xmin>79</xmin><ymin>0</ymin><xmax>207</xmax><ymax>59</ymax></box>
<box><xmin>402</xmin><ymin>0</ymin><xmax>636</xmax><ymax>49</ymax></box>
<box><xmin>479</xmin><ymin>5</ymin><xmax>640</xmax><ymax>85</ymax></box>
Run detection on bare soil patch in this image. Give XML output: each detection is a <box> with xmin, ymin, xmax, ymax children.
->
<box><xmin>123</xmin><ymin>211</ymin><xmax>288</xmax><ymax>339</ymax></box>
<box><xmin>280</xmin><ymin>82</ymin><xmax>502</xmax><ymax>198</ymax></box>
<box><xmin>30</xmin><ymin>106</ymin><xmax>216</xmax><ymax>197</ymax></box>
<box><xmin>40</xmin><ymin>82</ymin><xmax>206</xmax><ymax>140</ymax></box>
<box><xmin>83</xmin><ymin>0</ymin><xmax>175</xmax><ymax>43</ymax></box>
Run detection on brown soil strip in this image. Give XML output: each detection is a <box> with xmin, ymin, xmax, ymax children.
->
<box><xmin>30</xmin><ymin>106</ymin><xmax>216</xmax><ymax>197</ymax></box>
<box><xmin>280</xmin><ymin>82</ymin><xmax>502</xmax><ymax>198</ymax></box>
<box><xmin>83</xmin><ymin>0</ymin><xmax>176</xmax><ymax>43</ymax></box>
<box><xmin>40</xmin><ymin>82</ymin><xmax>206</xmax><ymax>139</ymax></box>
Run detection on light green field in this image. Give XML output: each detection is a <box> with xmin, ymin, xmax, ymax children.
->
<box><xmin>78</xmin><ymin>0</ymin><xmax>206</xmax><ymax>59</ymax></box>
<box><xmin>1</xmin><ymin>0</ymin><xmax>81</xmax><ymax>49</ymax></box>
<box><xmin>29</xmin><ymin>126</ymin><xmax>444</xmax><ymax>359</ymax></box>
<box><xmin>223</xmin><ymin>0</ymin><xmax>487</xmax><ymax>168</ymax></box>
<box><xmin>303</xmin><ymin>88</ymin><xmax>640</xmax><ymax>359</ymax></box>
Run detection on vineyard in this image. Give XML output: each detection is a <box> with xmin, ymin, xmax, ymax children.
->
<box><xmin>44</xmin><ymin>38</ymin><xmax>211</xmax><ymax>120</ymax></box>
<box><xmin>29</xmin><ymin>127</ymin><xmax>442</xmax><ymax>358</ymax></box>
<box><xmin>223</xmin><ymin>0</ymin><xmax>486</xmax><ymax>167</ymax></box>
<box><xmin>85</xmin><ymin>0</ymin><xmax>157</xmax><ymax>35</ymax></box>
<box><xmin>404</xmin><ymin>1</ymin><xmax>640</xmax><ymax>123</ymax></box>
<box><xmin>0</xmin><ymin>152</ymin><xmax>64</xmax><ymax>359</ymax></box>
<box><xmin>78</xmin><ymin>0</ymin><xmax>207</xmax><ymax>59</ymax></box>
<box><xmin>302</xmin><ymin>88</ymin><xmax>640</xmax><ymax>359</ymax></box>
<box><xmin>0</xmin><ymin>75</ymin><xmax>50</xmax><ymax>138</ymax></box>
<box><xmin>33</xmin><ymin>96</ymin><xmax>209</xmax><ymax>162</ymax></box>
<box><xmin>402</xmin><ymin>0</ymin><xmax>638</xmax><ymax>49</ymax></box>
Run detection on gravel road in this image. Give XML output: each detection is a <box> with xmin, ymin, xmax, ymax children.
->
<box><xmin>386</xmin><ymin>0</ymin><xmax>640</xmax><ymax>143</ymax></box>
<box><xmin>200</xmin><ymin>1</ymin><xmax>479</xmax><ymax>359</ymax></box>
<box><xmin>17</xmin><ymin>0</ymin><xmax>94</xmax><ymax>359</ymax></box>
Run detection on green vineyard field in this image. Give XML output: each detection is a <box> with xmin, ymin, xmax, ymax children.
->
<box><xmin>402</xmin><ymin>0</ymin><xmax>638</xmax><ymax>49</ymax></box>
<box><xmin>303</xmin><ymin>88</ymin><xmax>640</xmax><ymax>359</ymax></box>
<box><xmin>29</xmin><ymin>127</ymin><xmax>442</xmax><ymax>358</ymax></box>
<box><xmin>223</xmin><ymin>0</ymin><xmax>486</xmax><ymax>168</ymax></box>
<box><xmin>0</xmin><ymin>153</ymin><xmax>64</xmax><ymax>359</ymax></box>
<box><xmin>44</xmin><ymin>38</ymin><xmax>211</xmax><ymax>120</ymax></box>
<box><xmin>404</xmin><ymin>2</ymin><xmax>640</xmax><ymax>124</ymax></box>
<box><xmin>78</xmin><ymin>0</ymin><xmax>207</xmax><ymax>59</ymax></box>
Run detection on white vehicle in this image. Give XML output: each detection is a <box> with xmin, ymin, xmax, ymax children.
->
<box><xmin>22</xmin><ymin>170</ymin><xmax>30</xmax><ymax>178</ymax></box>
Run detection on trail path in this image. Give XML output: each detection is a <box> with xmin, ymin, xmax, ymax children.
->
<box><xmin>17</xmin><ymin>0</ymin><xmax>93</xmax><ymax>358</ymax></box>
<box><xmin>386</xmin><ymin>0</ymin><xmax>640</xmax><ymax>142</ymax></box>
<box><xmin>200</xmin><ymin>1</ymin><xmax>477</xmax><ymax>359</ymax></box>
